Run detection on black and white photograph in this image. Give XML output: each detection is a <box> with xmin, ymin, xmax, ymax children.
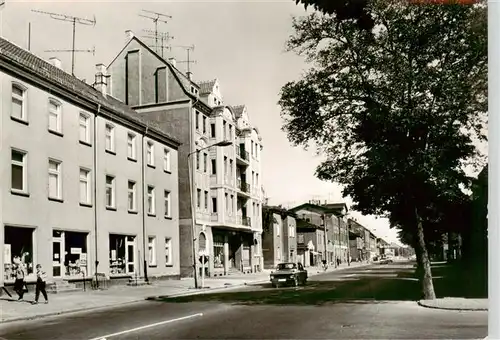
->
<box><xmin>0</xmin><ymin>0</ymin><xmax>493</xmax><ymax>339</ymax></box>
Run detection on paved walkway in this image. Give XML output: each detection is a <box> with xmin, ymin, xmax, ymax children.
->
<box><xmin>418</xmin><ymin>298</ymin><xmax>488</xmax><ymax>311</ymax></box>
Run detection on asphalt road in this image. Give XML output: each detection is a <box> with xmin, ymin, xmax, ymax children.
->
<box><xmin>0</xmin><ymin>262</ymin><xmax>487</xmax><ymax>340</ymax></box>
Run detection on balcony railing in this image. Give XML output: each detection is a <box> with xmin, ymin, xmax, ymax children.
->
<box><xmin>236</xmin><ymin>148</ymin><xmax>250</xmax><ymax>162</ymax></box>
<box><xmin>237</xmin><ymin>180</ymin><xmax>250</xmax><ymax>194</ymax></box>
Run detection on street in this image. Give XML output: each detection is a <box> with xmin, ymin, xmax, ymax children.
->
<box><xmin>0</xmin><ymin>262</ymin><xmax>487</xmax><ymax>339</ymax></box>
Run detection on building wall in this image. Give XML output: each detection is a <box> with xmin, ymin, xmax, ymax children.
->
<box><xmin>283</xmin><ymin>216</ymin><xmax>297</xmax><ymax>262</ymax></box>
<box><xmin>1</xmin><ymin>70</ymin><xmax>180</xmax><ymax>285</ymax></box>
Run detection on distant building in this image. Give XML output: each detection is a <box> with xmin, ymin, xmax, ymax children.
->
<box><xmin>296</xmin><ymin>218</ymin><xmax>325</xmax><ymax>267</ymax></box>
<box><xmin>290</xmin><ymin>202</ymin><xmax>350</xmax><ymax>265</ymax></box>
<box><xmin>105</xmin><ymin>31</ymin><xmax>264</xmax><ymax>277</ymax></box>
<box><xmin>0</xmin><ymin>37</ymin><xmax>181</xmax><ymax>288</ymax></box>
<box><xmin>261</xmin><ymin>206</ymin><xmax>297</xmax><ymax>268</ymax></box>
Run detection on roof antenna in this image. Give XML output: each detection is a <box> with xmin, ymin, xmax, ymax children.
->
<box><xmin>32</xmin><ymin>9</ymin><xmax>96</xmax><ymax>76</ymax></box>
<box><xmin>139</xmin><ymin>9</ymin><xmax>172</xmax><ymax>55</ymax></box>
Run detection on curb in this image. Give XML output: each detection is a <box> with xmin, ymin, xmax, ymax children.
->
<box><xmin>0</xmin><ymin>298</ymin><xmax>147</xmax><ymax>325</ymax></box>
<box><xmin>146</xmin><ymin>278</ymin><xmax>270</xmax><ymax>300</ymax></box>
<box><xmin>417</xmin><ymin>300</ymin><xmax>488</xmax><ymax>311</ymax></box>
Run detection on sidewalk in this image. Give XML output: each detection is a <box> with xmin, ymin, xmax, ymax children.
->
<box><xmin>0</xmin><ymin>262</ymin><xmax>369</xmax><ymax>324</ymax></box>
<box><xmin>418</xmin><ymin>298</ymin><xmax>488</xmax><ymax>311</ymax></box>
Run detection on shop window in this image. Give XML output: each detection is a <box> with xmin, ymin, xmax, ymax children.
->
<box><xmin>109</xmin><ymin>234</ymin><xmax>136</xmax><ymax>275</ymax></box>
<box><xmin>52</xmin><ymin>230</ymin><xmax>88</xmax><ymax>277</ymax></box>
<box><xmin>4</xmin><ymin>226</ymin><xmax>34</xmax><ymax>281</ymax></box>
<box><xmin>213</xmin><ymin>234</ymin><xmax>224</xmax><ymax>269</ymax></box>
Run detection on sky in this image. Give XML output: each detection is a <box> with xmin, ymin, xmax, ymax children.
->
<box><xmin>0</xmin><ymin>0</ymin><xmax>432</xmax><ymax>245</ymax></box>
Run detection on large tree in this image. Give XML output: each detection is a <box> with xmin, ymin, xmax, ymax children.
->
<box><xmin>279</xmin><ymin>0</ymin><xmax>487</xmax><ymax>299</ymax></box>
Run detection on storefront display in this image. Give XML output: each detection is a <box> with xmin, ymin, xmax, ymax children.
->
<box><xmin>52</xmin><ymin>230</ymin><xmax>88</xmax><ymax>278</ymax></box>
<box><xmin>109</xmin><ymin>234</ymin><xmax>135</xmax><ymax>275</ymax></box>
<box><xmin>213</xmin><ymin>234</ymin><xmax>224</xmax><ymax>269</ymax></box>
<box><xmin>4</xmin><ymin>226</ymin><xmax>34</xmax><ymax>281</ymax></box>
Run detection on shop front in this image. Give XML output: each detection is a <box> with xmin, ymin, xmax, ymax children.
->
<box><xmin>52</xmin><ymin>230</ymin><xmax>89</xmax><ymax>278</ymax></box>
<box><xmin>109</xmin><ymin>234</ymin><xmax>137</xmax><ymax>276</ymax></box>
<box><xmin>4</xmin><ymin>226</ymin><xmax>35</xmax><ymax>281</ymax></box>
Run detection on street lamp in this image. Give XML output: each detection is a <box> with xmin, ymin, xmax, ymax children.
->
<box><xmin>188</xmin><ymin>140</ymin><xmax>233</xmax><ymax>289</ymax></box>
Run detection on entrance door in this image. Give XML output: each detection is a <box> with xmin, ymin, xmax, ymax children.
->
<box><xmin>126</xmin><ymin>236</ymin><xmax>136</xmax><ymax>274</ymax></box>
<box><xmin>52</xmin><ymin>231</ymin><xmax>64</xmax><ymax>278</ymax></box>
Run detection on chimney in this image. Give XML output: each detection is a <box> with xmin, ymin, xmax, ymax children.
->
<box><xmin>168</xmin><ymin>57</ymin><xmax>176</xmax><ymax>68</ymax></box>
<box><xmin>49</xmin><ymin>57</ymin><xmax>62</xmax><ymax>70</ymax></box>
<box><xmin>125</xmin><ymin>30</ymin><xmax>134</xmax><ymax>43</ymax></box>
<box><xmin>94</xmin><ymin>63</ymin><xmax>108</xmax><ymax>95</ymax></box>
<box><xmin>186</xmin><ymin>71</ymin><xmax>193</xmax><ymax>80</ymax></box>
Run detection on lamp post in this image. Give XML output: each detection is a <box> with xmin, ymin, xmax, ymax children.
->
<box><xmin>188</xmin><ymin>140</ymin><xmax>232</xmax><ymax>289</ymax></box>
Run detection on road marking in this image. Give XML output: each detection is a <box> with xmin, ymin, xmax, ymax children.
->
<box><xmin>87</xmin><ymin>313</ymin><xmax>203</xmax><ymax>340</ymax></box>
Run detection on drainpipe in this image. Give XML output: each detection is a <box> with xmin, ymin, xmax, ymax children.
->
<box><xmin>94</xmin><ymin>104</ymin><xmax>101</xmax><ymax>288</ymax></box>
<box><xmin>142</xmin><ymin>124</ymin><xmax>149</xmax><ymax>283</ymax></box>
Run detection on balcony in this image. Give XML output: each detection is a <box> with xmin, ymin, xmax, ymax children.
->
<box><xmin>237</xmin><ymin>216</ymin><xmax>251</xmax><ymax>227</ymax></box>
<box><xmin>237</xmin><ymin>180</ymin><xmax>251</xmax><ymax>197</ymax></box>
<box><xmin>236</xmin><ymin>148</ymin><xmax>250</xmax><ymax>166</ymax></box>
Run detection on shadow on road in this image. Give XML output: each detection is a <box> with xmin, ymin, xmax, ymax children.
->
<box><xmin>157</xmin><ymin>262</ymin><xmax>486</xmax><ymax>306</ymax></box>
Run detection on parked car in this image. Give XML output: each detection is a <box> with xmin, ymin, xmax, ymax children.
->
<box><xmin>270</xmin><ymin>262</ymin><xmax>308</xmax><ymax>288</ymax></box>
<box><xmin>380</xmin><ymin>255</ymin><xmax>394</xmax><ymax>264</ymax></box>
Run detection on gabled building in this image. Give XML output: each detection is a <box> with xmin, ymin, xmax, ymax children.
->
<box><xmin>0</xmin><ymin>36</ymin><xmax>181</xmax><ymax>288</ymax></box>
<box><xmin>296</xmin><ymin>218</ymin><xmax>324</xmax><ymax>267</ymax></box>
<box><xmin>104</xmin><ymin>31</ymin><xmax>264</xmax><ymax>277</ymax></box>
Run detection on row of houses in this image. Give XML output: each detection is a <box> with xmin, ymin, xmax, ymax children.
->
<box><xmin>261</xmin><ymin>201</ymin><xmax>408</xmax><ymax>268</ymax></box>
<box><xmin>1</xmin><ymin>30</ymin><xmax>264</xmax><ymax>289</ymax></box>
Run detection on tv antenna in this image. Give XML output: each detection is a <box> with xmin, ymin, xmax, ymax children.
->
<box><xmin>45</xmin><ymin>46</ymin><xmax>96</xmax><ymax>56</ymax></box>
<box><xmin>32</xmin><ymin>9</ymin><xmax>96</xmax><ymax>76</ymax></box>
<box><xmin>142</xmin><ymin>29</ymin><xmax>174</xmax><ymax>57</ymax></box>
<box><xmin>171</xmin><ymin>44</ymin><xmax>196</xmax><ymax>73</ymax></box>
<box><xmin>139</xmin><ymin>9</ymin><xmax>172</xmax><ymax>54</ymax></box>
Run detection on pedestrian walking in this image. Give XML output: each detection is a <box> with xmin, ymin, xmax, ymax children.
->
<box><xmin>33</xmin><ymin>264</ymin><xmax>48</xmax><ymax>304</ymax></box>
<box><xmin>13</xmin><ymin>257</ymin><xmax>27</xmax><ymax>300</ymax></box>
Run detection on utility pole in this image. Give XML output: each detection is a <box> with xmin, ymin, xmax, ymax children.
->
<box><xmin>142</xmin><ymin>29</ymin><xmax>173</xmax><ymax>58</ymax></box>
<box><xmin>32</xmin><ymin>9</ymin><xmax>96</xmax><ymax>75</ymax></box>
<box><xmin>171</xmin><ymin>44</ymin><xmax>196</xmax><ymax>73</ymax></box>
<box><xmin>139</xmin><ymin>9</ymin><xmax>171</xmax><ymax>54</ymax></box>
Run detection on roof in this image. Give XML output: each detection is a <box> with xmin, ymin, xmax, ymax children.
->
<box><xmin>198</xmin><ymin>79</ymin><xmax>217</xmax><ymax>95</ymax></box>
<box><xmin>0</xmin><ymin>37</ymin><xmax>180</xmax><ymax>147</ymax></box>
<box><xmin>232</xmin><ymin>105</ymin><xmax>245</xmax><ymax>119</ymax></box>
<box><xmin>296</xmin><ymin>218</ymin><xmax>321</xmax><ymax>230</ymax></box>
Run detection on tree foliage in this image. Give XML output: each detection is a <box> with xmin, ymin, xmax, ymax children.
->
<box><xmin>295</xmin><ymin>0</ymin><xmax>374</xmax><ymax>30</ymax></box>
<box><xmin>279</xmin><ymin>0</ymin><xmax>487</xmax><ymax>299</ymax></box>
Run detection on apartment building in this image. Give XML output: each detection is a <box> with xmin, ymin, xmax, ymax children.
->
<box><xmin>296</xmin><ymin>218</ymin><xmax>325</xmax><ymax>267</ymax></box>
<box><xmin>290</xmin><ymin>202</ymin><xmax>350</xmax><ymax>264</ymax></box>
<box><xmin>104</xmin><ymin>31</ymin><xmax>264</xmax><ymax>277</ymax></box>
<box><xmin>261</xmin><ymin>206</ymin><xmax>297</xmax><ymax>268</ymax></box>
<box><xmin>0</xmin><ymin>37</ymin><xmax>180</xmax><ymax>288</ymax></box>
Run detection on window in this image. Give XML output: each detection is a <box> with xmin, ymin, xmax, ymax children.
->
<box><xmin>289</xmin><ymin>225</ymin><xmax>295</xmax><ymax>238</ymax></box>
<box><xmin>251</xmin><ymin>141</ymin><xmax>254</xmax><ymax>156</ymax></box>
<box><xmin>164</xmin><ymin>190</ymin><xmax>171</xmax><ymax>217</ymax></box>
<box><xmin>212</xmin><ymin>197</ymin><xmax>217</xmax><ymax>213</ymax></box>
<box><xmin>105</xmin><ymin>124</ymin><xmax>115</xmax><ymax>152</ymax></box>
<box><xmin>204</xmin><ymin>191</ymin><xmax>208</xmax><ymax>210</ymax></box>
<box><xmin>48</xmin><ymin>99</ymin><xmax>62</xmax><ymax>133</ymax></box>
<box><xmin>210</xmin><ymin>123</ymin><xmax>216</xmax><ymax>138</ymax></box>
<box><xmin>79</xmin><ymin>113</ymin><xmax>91</xmax><ymax>144</ymax></box>
<box><xmin>147</xmin><ymin>186</ymin><xmax>155</xmax><ymax>215</ymax></box>
<box><xmin>230</xmin><ymin>195</ymin><xmax>234</xmax><ymax>214</ymax></box>
<box><xmin>128</xmin><ymin>181</ymin><xmax>136</xmax><ymax>211</ymax></box>
<box><xmin>276</xmin><ymin>221</ymin><xmax>280</xmax><ymax>236</ymax></box>
<box><xmin>196</xmin><ymin>151</ymin><xmax>200</xmax><ymax>170</ymax></box>
<box><xmin>223</xmin><ymin>121</ymin><xmax>227</xmax><ymax>140</ymax></box>
<box><xmin>203</xmin><ymin>153</ymin><xmax>208</xmax><ymax>173</ymax></box>
<box><xmin>148</xmin><ymin>237</ymin><xmax>157</xmax><ymax>266</ymax></box>
<box><xmin>11</xmin><ymin>84</ymin><xmax>26</xmax><ymax>121</ymax></box>
<box><xmin>256</xmin><ymin>173</ymin><xmax>259</xmax><ymax>187</ymax></box>
<box><xmin>127</xmin><ymin>133</ymin><xmax>136</xmax><ymax>160</ymax></box>
<box><xmin>223</xmin><ymin>156</ymin><xmax>227</xmax><ymax>178</ymax></box>
<box><xmin>147</xmin><ymin>141</ymin><xmax>155</xmax><ymax>166</ymax></box>
<box><xmin>225</xmin><ymin>193</ymin><xmax>229</xmax><ymax>211</ymax></box>
<box><xmin>211</xmin><ymin>159</ymin><xmax>216</xmax><ymax>175</ymax></box>
<box><xmin>195</xmin><ymin>111</ymin><xmax>200</xmax><ymax>130</ymax></box>
<box><xmin>197</xmin><ymin>189</ymin><xmax>201</xmax><ymax>208</ymax></box>
<box><xmin>229</xmin><ymin>160</ymin><xmax>233</xmax><ymax>178</ymax></box>
<box><xmin>165</xmin><ymin>238</ymin><xmax>172</xmax><ymax>265</ymax></box>
<box><xmin>229</xmin><ymin>125</ymin><xmax>232</xmax><ymax>140</ymax></box>
<box><xmin>48</xmin><ymin>159</ymin><xmax>62</xmax><ymax>199</ymax></box>
<box><xmin>79</xmin><ymin>168</ymin><xmax>91</xmax><ymax>204</ymax></box>
<box><xmin>105</xmin><ymin>175</ymin><xmax>115</xmax><ymax>208</ymax></box>
<box><xmin>163</xmin><ymin>149</ymin><xmax>171</xmax><ymax>172</ymax></box>
<box><xmin>11</xmin><ymin>149</ymin><xmax>27</xmax><ymax>192</ymax></box>
<box><xmin>203</xmin><ymin>116</ymin><xmax>207</xmax><ymax>134</ymax></box>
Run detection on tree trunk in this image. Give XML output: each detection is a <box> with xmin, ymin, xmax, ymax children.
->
<box><xmin>415</xmin><ymin>213</ymin><xmax>436</xmax><ymax>300</ymax></box>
